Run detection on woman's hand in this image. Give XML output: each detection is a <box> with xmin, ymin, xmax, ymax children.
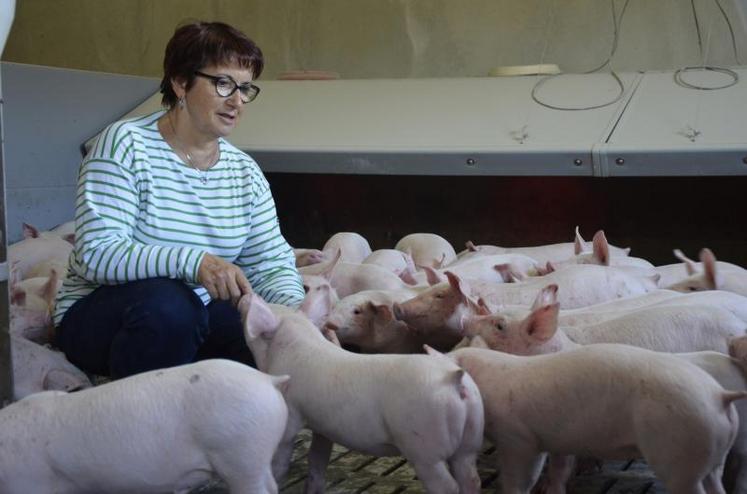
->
<box><xmin>197</xmin><ymin>253</ymin><xmax>252</xmax><ymax>305</ymax></box>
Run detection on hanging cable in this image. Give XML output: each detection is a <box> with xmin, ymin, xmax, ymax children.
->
<box><xmin>531</xmin><ymin>0</ymin><xmax>632</xmax><ymax>111</ymax></box>
<box><xmin>673</xmin><ymin>0</ymin><xmax>740</xmax><ymax>91</ymax></box>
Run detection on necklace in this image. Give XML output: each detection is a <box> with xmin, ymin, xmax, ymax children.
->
<box><xmin>166</xmin><ymin>111</ymin><xmax>219</xmax><ymax>185</ymax></box>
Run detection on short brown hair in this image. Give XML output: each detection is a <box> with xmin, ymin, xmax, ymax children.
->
<box><xmin>159</xmin><ymin>21</ymin><xmax>264</xmax><ymax>108</ymax></box>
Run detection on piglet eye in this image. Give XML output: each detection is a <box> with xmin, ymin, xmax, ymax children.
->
<box><xmin>353</xmin><ymin>309</ymin><xmax>361</xmax><ymax>315</ymax></box>
<box><xmin>303</xmin><ymin>284</ymin><xmax>310</xmax><ymax>293</ymax></box>
<box><xmin>688</xmin><ymin>286</ymin><xmax>697</xmax><ymax>292</ymax></box>
<box><xmin>495</xmin><ymin>322</ymin><xmax>504</xmax><ymax>331</ymax></box>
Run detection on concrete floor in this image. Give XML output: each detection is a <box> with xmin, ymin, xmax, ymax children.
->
<box><xmin>193</xmin><ymin>429</ymin><xmax>666</xmax><ymax>493</ymax></box>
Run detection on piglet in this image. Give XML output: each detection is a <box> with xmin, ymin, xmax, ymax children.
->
<box><xmin>11</xmin><ymin>335</ymin><xmax>91</xmax><ymax>400</ymax></box>
<box><xmin>395</xmin><ymin>233</ymin><xmax>457</xmax><ymax>269</ymax></box>
<box><xmin>322</xmin><ymin>232</ymin><xmax>372</xmax><ymax>264</ymax></box>
<box><xmin>463</xmin><ymin>285</ymin><xmax>745</xmax><ymax>355</ymax></box>
<box><xmin>323</xmin><ymin>289</ymin><xmax>424</xmax><ymax>353</ymax></box>
<box><xmin>0</xmin><ymin>359</ymin><xmax>289</xmax><ymax>494</ymax></box>
<box><xmin>553</xmin><ymin>230</ymin><xmax>653</xmax><ymax>270</ymax></box>
<box><xmin>9</xmin><ymin>224</ymin><xmax>73</xmax><ymax>280</ymax></box>
<box><xmin>239</xmin><ymin>291</ymin><xmax>484</xmax><ymax>494</ymax></box>
<box><xmin>457</xmin><ymin>226</ymin><xmax>631</xmax><ymax>265</ymax></box>
<box><xmin>362</xmin><ymin>249</ymin><xmax>416</xmax><ymax>278</ymax></box>
<box><xmin>300</xmin><ymin>249</ymin><xmax>420</xmax><ymax>298</ymax></box>
<box><xmin>667</xmin><ymin>248</ymin><xmax>747</xmax><ymax>296</ymax></box>
<box><xmin>294</xmin><ymin>248</ymin><xmax>328</xmax><ymax>268</ymax></box>
<box><xmin>446</xmin><ymin>343</ymin><xmax>745</xmax><ymax>494</ymax></box>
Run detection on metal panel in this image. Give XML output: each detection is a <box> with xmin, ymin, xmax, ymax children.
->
<box><xmin>600</xmin><ymin>68</ymin><xmax>747</xmax><ymax>176</ymax></box>
<box><xmin>1</xmin><ymin>62</ymin><xmax>159</xmax><ymax>242</ymax></box>
<box><xmin>0</xmin><ymin>67</ymin><xmax>13</xmax><ymax>405</ymax></box>
<box><xmin>116</xmin><ymin>74</ymin><xmax>639</xmax><ymax>176</ymax></box>
<box><xmin>250</xmin><ymin>148</ymin><xmax>594</xmax><ymax>176</ymax></box>
<box><xmin>598</xmin><ymin>144</ymin><xmax>747</xmax><ymax>177</ymax></box>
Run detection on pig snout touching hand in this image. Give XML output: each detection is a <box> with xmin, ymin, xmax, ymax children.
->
<box><xmin>450</xmin><ymin>344</ymin><xmax>746</xmax><ymax>494</ymax></box>
<box><xmin>0</xmin><ymin>359</ymin><xmax>289</xmax><ymax>494</ymax></box>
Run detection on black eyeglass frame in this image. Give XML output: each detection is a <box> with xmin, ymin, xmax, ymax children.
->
<box><xmin>194</xmin><ymin>71</ymin><xmax>260</xmax><ymax>103</ymax></box>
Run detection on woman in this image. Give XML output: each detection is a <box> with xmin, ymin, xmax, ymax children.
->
<box><xmin>53</xmin><ymin>21</ymin><xmax>305</xmax><ymax>379</ymax></box>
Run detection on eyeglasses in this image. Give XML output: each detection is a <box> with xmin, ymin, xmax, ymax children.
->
<box><xmin>194</xmin><ymin>71</ymin><xmax>260</xmax><ymax>103</ymax></box>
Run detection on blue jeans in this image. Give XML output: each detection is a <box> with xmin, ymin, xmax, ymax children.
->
<box><xmin>55</xmin><ymin>278</ymin><xmax>254</xmax><ymax>379</ymax></box>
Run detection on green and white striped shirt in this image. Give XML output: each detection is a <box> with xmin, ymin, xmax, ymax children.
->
<box><xmin>53</xmin><ymin>110</ymin><xmax>304</xmax><ymax>326</ymax></box>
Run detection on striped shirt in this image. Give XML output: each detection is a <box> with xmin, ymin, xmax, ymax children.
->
<box><xmin>53</xmin><ymin>110</ymin><xmax>304</xmax><ymax>326</ymax></box>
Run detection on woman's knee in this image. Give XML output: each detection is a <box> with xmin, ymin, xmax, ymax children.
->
<box><xmin>121</xmin><ymin>278</ymin><xmax>208</xmax><ymax>337</ymax></box>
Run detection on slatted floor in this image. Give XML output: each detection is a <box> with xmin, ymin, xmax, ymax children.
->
<box><xmin>194</xmin><ymin>429</ymin><xmax>667</xmax><ymax>493</ymax></box>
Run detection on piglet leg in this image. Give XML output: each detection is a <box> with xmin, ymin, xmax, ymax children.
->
<box><xmin>533</xmin><ymin>454</ymin><xmax>575</xmax><ymax>494</ymax></box>
<box><xmin>304</xmin><ymin>432</ymin><xmax>333</xmax><ymax>494</ymax></box>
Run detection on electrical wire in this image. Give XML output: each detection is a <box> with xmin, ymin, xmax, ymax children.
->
<box><xmin>673</xmin><ymin>0</ymin><xmax>741</xmax><ymax>90</ymax></box>
<box><xmin>531</xmin><ymin>0</ymin><xmax>631</xmax><ymax>111</ymax></box>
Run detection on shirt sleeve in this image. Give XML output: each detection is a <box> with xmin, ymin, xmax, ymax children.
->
<box><xmin>72</xmin><ymin>121</ymin><xmax>205</xmax><ymax>285</ymax></box>
<box><xmin>235</xmin><ymin>172</ymin><xmax>305</xmax><ymax>308</ymax></box>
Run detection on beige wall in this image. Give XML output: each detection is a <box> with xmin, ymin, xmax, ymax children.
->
<box><xmin>3</xmin><ymin>0</ymin><xmax>746</xmax><ymax>80</ymax></box>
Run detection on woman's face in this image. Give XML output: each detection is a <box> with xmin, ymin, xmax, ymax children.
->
<box><xmin>177</xmin><ymin>63</ymin><xmax>254</xmax><ymax>140</ymax></box>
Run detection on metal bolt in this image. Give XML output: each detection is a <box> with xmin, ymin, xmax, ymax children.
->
<box><xmin>466</xmin><ymin>158</ymin><xmax>476</xmax><ymax>166</ymax></box>
<box><xmin>573</xmin><ymin>159</ymin><xmax>583</xmax><ymax>166</ymax></box>
<box><xmin>615</xmin><ymin>158</ymin><xmax>625</xmax><ymax>166</ymax></box>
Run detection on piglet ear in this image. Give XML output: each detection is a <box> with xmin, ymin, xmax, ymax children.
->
<box><xmin>23</xmin><ymin>223</ymin><xmax>41</xmax><ymax>239</ymax></box>
<box><xmin>476</xmin><ymin>297</ymin><xmax>492</xmax><ymax>315</ymax></box>
<box><xmin>445</xmin><ymin>271</ymin><xmax>470</xmax><ymax>300</ymax></box>
<box><xmin>319</xmin><ymin>248</ymin><xmax>343</xmax><ymax>281</ymax></box>
<box><xmin>700</xmin><ymin>248</ymin><xmax>721</xmax><ymax>289</ymax></box>
<box><xmin>423</xmin><ymin>344</ymin><xmax>442</xmax><ymax>356</ymax></box>
<box><xmin>369</xmin><ymin>302</ymin><xmax>394</xmax><ymax>323</ymax></box>
<box><xmin>239</xmin><ymin>293</ymin><xmax>280</xmax><ymax>340</ymax></box>
<box><xmin>399</xmin><ymin>268</ymin><xmax>419</xmax><ymax>286</ymax></box>
<box><xmin>465</xmin><ymin>240</ymin><xmax>478</xmax><ymax>252</ymax></box>
<box><xmin>44</xmin><ymin>369</ymin><xmax>91</xmax><ymax>392</ymax></box>
<box><xmin>300</xmin><ymin>284</ymin><xmax>334</xmax><ymax>328</ymax></box>
<box><xmin>422</xmin><ymin>265</ymin><xmax>444</xmax><ymax>286</ymax></box>
<box><xmin>530</xmin><ymin>284</ymin><xmax>558</xmax><ymax>311</ymax></box>
<box><xmin>10</xmin><ymin>287</ymin><xmax>26</xmax><ymax>306</ymax></box>
<box><xmin>673</xmin><ymin>249</ymin><xmax>698</xmax><ymax>275</ymax></box>
<box><xmin>574</xmin><ymin>226</ymin><xmax>587</xmax><ymax>255</ymax></box>
<box><xmin>525</xmin><ymin>303</ymin><xmax>560</xmax><ymax>343</ymax></box>
<box><xmin>591</xmin><ymin>230</ymin><xmax>610</xmax><ymax>266</ymax></box>
<box><xmin>62</xmin><ymin>233</ymin><xmax>76</xmax><ymax>245</ymax></box>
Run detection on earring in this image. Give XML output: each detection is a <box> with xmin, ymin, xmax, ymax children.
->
<box><xmin>178</xmin><ymin>96</ymin><xmax>185</xmax><ymax>109</ymax></box>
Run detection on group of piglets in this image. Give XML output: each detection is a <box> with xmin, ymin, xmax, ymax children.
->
<box><xmin>5</xmin><ymin>222</ymin><xmax>92</xmax><ymax>400</ymax></box>
<box><xmin>2</xmin><ymin>224</ymin><xmax>747</xmax><ymax>494</ymax></box>
<box><xmin>294</xmin><ymin>228</ymin><xmax>747</xmax><ymax>493</ymax></box>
